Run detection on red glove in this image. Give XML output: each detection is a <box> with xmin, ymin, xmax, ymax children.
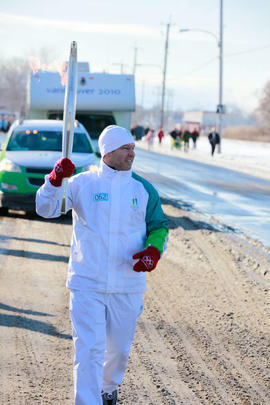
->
<box><xmin>49</xmin><ymin>158</ymin><xmax>75</xmax><ymax>187</ymax></box>
<box><xmin>133</xmin><ymin>246</ymin><xmax>161</xmax><ymax>272</ymax></box>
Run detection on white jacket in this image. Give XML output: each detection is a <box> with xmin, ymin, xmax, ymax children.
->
<box><xmin>36</xmin><ymin>160</ymin><xmax>168</xmax><ymax>293</ymax></box>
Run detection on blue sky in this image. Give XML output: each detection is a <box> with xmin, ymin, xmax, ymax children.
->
<box><xmin>1</xmin><ymin>0</ymin><xmax>270</xmax><ymax>113</ymax></box>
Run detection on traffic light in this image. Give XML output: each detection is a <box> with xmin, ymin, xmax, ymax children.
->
<box><xmin>216</xmin><ymin>104</ymin><xmax>225</xmax><ymax>114</ymax></box>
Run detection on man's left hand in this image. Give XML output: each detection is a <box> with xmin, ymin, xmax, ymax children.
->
<box><xmin>133</xmin><ymin>246</ymin><xmax>161</xmax><ymax>272</ymax></box>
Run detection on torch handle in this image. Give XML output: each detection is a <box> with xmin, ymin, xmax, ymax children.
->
<box><xmin>61</xmin><ymin>178</ymin><xmax>69</xmax><ymax>213</ymax></box>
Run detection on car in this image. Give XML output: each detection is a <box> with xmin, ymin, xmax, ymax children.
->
<box><xmin>0</xmin><ymin>119</ymin><xmax>99</xmax><ymax>214</ymax></box>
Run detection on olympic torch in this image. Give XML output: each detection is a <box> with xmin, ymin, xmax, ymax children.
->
<box><xmin>61</xmin><ymin>41</ymin><xmax>78</xmax><ymax>214</ymax></box>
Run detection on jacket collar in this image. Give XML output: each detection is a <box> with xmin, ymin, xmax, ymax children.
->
<box><xmin>99</xmin><ymin>159</ymin><xmax>132</xmax><ymax>178</ymax></box>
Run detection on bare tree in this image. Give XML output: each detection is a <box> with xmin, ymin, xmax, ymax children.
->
<box><xmin>0</xmin><ymin>48</ymin><xmax>60</xmax><ymax>116</ymax></box>
<box><xmin>0</xmin><ymin>58</ymin><xmax>30</xmax><ymax>115</ymax></box>
<box><xmin>131</xmin><ymin>104</ymin><xmax>183</xmax><ymax>133</ymax></box>
<box><xmin>255</xmin><ymin>81</ymin><xmax>270</xmax><ymax>128</ymax></box>
<box><xmin>30</xmin><ymin>46</ymin><xmax>59</xmax><ymax>66</ymax></box>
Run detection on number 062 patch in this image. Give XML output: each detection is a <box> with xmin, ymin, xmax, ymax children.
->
<box><xmin>93</xmin><ymin>192</ymin><xmax>109</xmax><ymax>202</ymax></box>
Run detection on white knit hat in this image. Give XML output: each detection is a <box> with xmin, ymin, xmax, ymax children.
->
<box><xmin>98</xmin><ymin>125</ymin><xmax>134</xmax><ymax>157</ymax></box>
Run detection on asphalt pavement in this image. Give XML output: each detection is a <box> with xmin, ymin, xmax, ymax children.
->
<box><xmin>134</xmin><ymin>137</ymin><xmax>270</xmax><ymax>248</ymax></box>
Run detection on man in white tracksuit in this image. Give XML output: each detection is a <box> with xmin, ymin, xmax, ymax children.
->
<box><xmin>36</xmin><ymin>125</ymin><xmax>168</xmax><ymax>405</ymax></box>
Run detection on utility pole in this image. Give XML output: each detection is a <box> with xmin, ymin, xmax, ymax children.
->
<box><xmin>217</xmin><ymin>0</ymin><xmax>223</xmax><ymax>153</ymax></box>
<box><xmin>161</xmin><ymin>22</ymin><xmax>170</xmax><ymax>129</ymax></box>
<box><xmin>140</xmin><ymin>81</ymin><xmax>145</xmax><ymax>107</ymax></box>
<box><xmin>133</xmin><ymin>46</ymin><xmax>138</xmax><ymax>75</ymax></box>
<box><xmin>112</xmin><ymin>63</ymin><xmax>126</xmax><ymax>74</ymax></box>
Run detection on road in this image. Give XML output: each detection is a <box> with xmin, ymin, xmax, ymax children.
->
<box><xmin>133</xmin><ymin>147</ymin><xmax>270</xmax><ymax>247</ymax></box>
<box><xmin>0</xmin><ymin>204</ymin><xmax>270</xmax><ymax>404</ymax></box>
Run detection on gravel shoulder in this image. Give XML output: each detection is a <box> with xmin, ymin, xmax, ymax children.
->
<box><xmin>0</xmin><ymin>203</ymin><xmax>269</xmax><ymax>404</ymax></box>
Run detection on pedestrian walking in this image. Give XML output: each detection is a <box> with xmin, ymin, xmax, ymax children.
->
<box><xmin>191</xmin><ymin>128</ymin><xmax>199</xmax><ymax>149</ymax></box>
<box><xmin>169</xmin><ymin>127</ymin><xmax>182</xmax><ymax>150</ymax></box>
<box><xmin>36</xmin><ymin>125</ymin><xmax>169</xmax><ymax>405</ymax></box>
<box><xmin>208</xmin><ymin>128</ymin><xmax>220</xmax><ymax>156</ymax></box>
<box><xmin>157</xmin><ymin>128</ymin><xmax>164</xmax><ymax>144</ymax></box>
<box><xmin>131</xmin><ymin>124</ymin><xmax>144</xmax><ymax>141</ymax></box>
<box><xmin>182</xmin><ymin>128</ymin><xmax>191</xmax><ymax>153</ymax></box>
<box><xmin>0</xmin><ymin>115</ymin><xmax>6</xmax><ymax>132</ymax></box>
<box><xmin>145</xmin><ymin>128</ymin><xmax>155</xmax><ymax>150</ymax></box>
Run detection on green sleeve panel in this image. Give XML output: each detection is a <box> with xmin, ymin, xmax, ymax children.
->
<box><xmin>145</xmin><ymin>227</ymin><xmax>168</xmax><ymax>253</ymax></box>
<box><xmin>132</xmin><ymin>172</ymin><xmax>169</xmax><ymax>253</ymax></box>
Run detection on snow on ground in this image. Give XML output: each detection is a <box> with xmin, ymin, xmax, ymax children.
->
<box><xmin>136</xmin><ymin>134</ymin><xmax>270</xmax><ymax>181</ymax></box>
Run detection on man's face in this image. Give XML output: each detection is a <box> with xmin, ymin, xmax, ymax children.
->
<box><xmin>104</xmin><ymin>143</ymin><xmax>135</xmax><ymax>171</ymax></box>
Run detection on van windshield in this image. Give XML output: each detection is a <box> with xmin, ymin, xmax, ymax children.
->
<box><xmin>7</xmin><ymin>130</ymin><xmax>94</xmax><ymax>153</ymax></box>
<box><xmin>76</xmin><ymin>114</ymin><xmax>116</xmax><ymax>139</ymax></box>
<box><xmin>48</xmin><ymin>113</ymin><xmax>116</xmax><ymax>139</ymax></box>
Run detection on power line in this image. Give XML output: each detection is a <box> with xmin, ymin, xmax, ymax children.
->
<box><xmin>225</xmin><ymin>43</ymin><xmax>270</xmax><ymax>58</ymax></box>
<box><xmin>184</xmin><ymin>56</ymin><xmax>218</xmax><ymax>75</ymax></box>
<box><xmin>178</xmin><ymin>40</ymin><xmax>270</xmax><ymax>76</ymax></box>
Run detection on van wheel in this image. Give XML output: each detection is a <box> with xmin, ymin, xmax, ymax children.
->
<box><xmin>0</xmin><ymin>207</ymin><xmax>8</xmax><ymax>215</ymax></box>
<box><xmin>25</xmin><ymin>210</ymin><xmax>37</xmax><ymax>218</ymax></box>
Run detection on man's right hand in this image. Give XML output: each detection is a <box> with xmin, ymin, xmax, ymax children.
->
<box><xmin>49</xmin><ymin>158</ymin><xmax>75</xmax><ymax>187</ymax></box>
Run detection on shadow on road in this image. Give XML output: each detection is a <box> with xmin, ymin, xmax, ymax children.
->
<box><xmin>3</xmin><ymin>210</ymin><xmax>72</xmax><ymax>226</ymax></box>
<box><xmin>0</xmin><ymin>234</ymin><xmax>70</xmax><ymax>248</ymax></box>
<box><xmin>0</xmin><ymin>247</ymin><xmax>69</xmax><ymax>262</ymax></box>
<box><xmin>0</xmin><ymin>302</ymin><xmax>53</xmax><ymax>317</ymax></box>
<box><xmin>0</xmin><ymin>313</ymin><xmax>72</xmax><ymax>340</ymax></box>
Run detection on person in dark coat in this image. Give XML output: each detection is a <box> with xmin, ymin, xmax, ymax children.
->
<box><xmin>169</xmin><ymin>127</ymin><xmax>182</xmax><ymax>149</ymax></box>
<box><xmin>208</xmin><ymin>128</ymin><xmax>220</xmax><ymax>156</ymax></box>
<box><xmin>131</xmin><ymin>125</ymin><xmax>145</xmax><ymax>141</ymax></box>
<box><xmin>191</xmin><ymin>128</ymin><xmax>200</xmax><ymax>149</ymax></box>
<box><xmin>182</xmin><ymin>128</ymin><xmax>191</xmax><ymax>152</ymax></box>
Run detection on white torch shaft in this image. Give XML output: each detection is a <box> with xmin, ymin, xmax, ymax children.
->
<box><xmin>61</xmin><ymin>41</ymin><xmax>78</xmax><ymax>214</ymax></box>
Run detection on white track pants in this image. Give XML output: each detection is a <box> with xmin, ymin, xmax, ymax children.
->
<box><xmin>69</xmin><ymin>290</ymin><xmax>143</xmax><ymax>405</ymax></box>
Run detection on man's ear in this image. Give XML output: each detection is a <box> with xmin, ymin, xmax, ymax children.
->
<box><xmin>104</xmin><ymin>151</ymin><xmax>112</xmax><ymax>159</ymax></box>
<box><xmin>103</xmin><ymin>151</ymin><xmax>112</xmax><ymax>163</ymax></box>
